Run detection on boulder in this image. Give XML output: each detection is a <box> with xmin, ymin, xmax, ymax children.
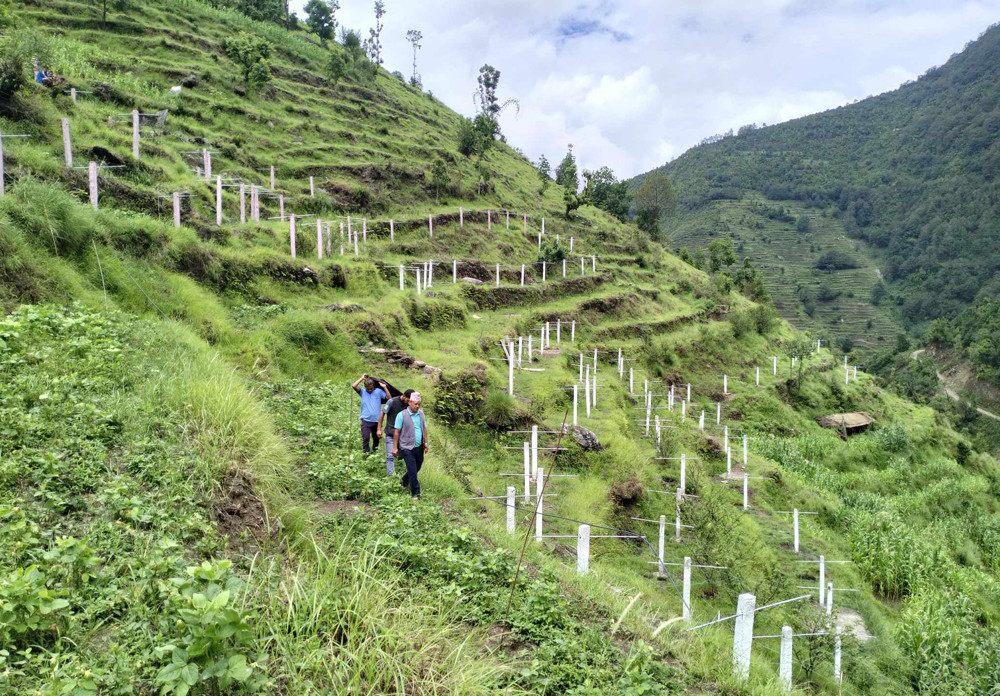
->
<box><xmin>562</xmin><ymin>424</ymin><xmax>602</xmax><ymax>451</ymax></box>
<box><xmin>181</xmin><ymin>74</ymin><xmax>200</xmax><ymax>88</ymax></box>
<box><xmin>462</xmin><ymin>277</ymin><xmax>484</xmax><ymax>285</ymax></box>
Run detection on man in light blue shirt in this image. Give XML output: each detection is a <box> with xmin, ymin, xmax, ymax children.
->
<box><xmin>351</xmin><ymin>373</ymin><xmax>387</xmax><ymax>454</ymax></box>
<box><xmin>392</xmin><ymin>391</ymin><xmax>427</xmax><ymax>500</ymax></box>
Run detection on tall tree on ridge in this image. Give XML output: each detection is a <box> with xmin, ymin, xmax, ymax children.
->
<box><xmin>406</xmin><ymin>29</ymin><xmax>422</xmax><ymax>86</ymax></box>
<box><xmin>555</xmin><ymin>144</ymin><xmax>578</xmax><ymax>192</ymax></box>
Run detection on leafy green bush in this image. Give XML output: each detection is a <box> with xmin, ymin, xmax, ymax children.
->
<box><xmin>481</xmin><ymin>389</ymin><xmax>524</xmax><ymax>430</ymax></box>
<box><xmin>815</xmin><ymin>250</ymin><xmax>859</xmax><ymax>271</ymax></box>
<box><xmin>433</xmin><ymin>366</ymin><xmax>486</xmax><ymax>427</ymax></box>
<box><xmin>405</xmin><ymin>297</ymin><xmax>467</xmax><ymax>330</ymax></box>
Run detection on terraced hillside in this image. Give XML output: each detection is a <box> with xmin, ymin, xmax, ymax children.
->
<box><xmin>662</xmin><ymin>197</ymin><xmax>900</xmax><ymax>352</ymax></box>
<box><xmin>1</xmin><ymin>2</ymin><xmax>1000</xmax><ymax>695</ymax></box>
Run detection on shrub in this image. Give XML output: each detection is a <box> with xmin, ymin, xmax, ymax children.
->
<box><xmin>405</xmin><ymin>298</ymin><xmax>466</xmax><ymax>330</ymax></box>
<box><xmin>815</xmin><ymin>250</ymin><xmax>859</xmax><ymax>271</ymax></box>
<box><xmin>481</xmin><ymin>389</ymin><xmax>526</xmax><ymax>430</ymax></box>
<box><xmin>433</xmin><ymin>366</ymin><xmax>486</xmax><ymax>427</ymax></box>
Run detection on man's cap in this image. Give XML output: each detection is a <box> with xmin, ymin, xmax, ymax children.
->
<box><xmin>409</xmin><ymin>391</ymin><xmax>422</xmax><ymax>403</ymax></box>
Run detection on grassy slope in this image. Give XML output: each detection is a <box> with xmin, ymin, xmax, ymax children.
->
<box><xmin>1</xmin><ymin>2</ymin><xmax>999</xmax><ymax>695</ymax></box>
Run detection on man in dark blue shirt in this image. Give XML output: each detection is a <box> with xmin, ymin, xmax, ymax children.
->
<box><xmin>351</xmin><ymin>373</ymin><xmax>387</xmax><ymax>454</ymax></box>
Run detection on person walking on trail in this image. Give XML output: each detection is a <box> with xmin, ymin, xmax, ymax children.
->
<box><xmin>352</xmin><ymin>373</ymin><xmax>388</xmax><ymax>454</ymax></box>
<box><xmin>379</xmin><ymin>389</ymin><xmax>412</xmax><ymax>476</ymax></box>
<box><xmin>392</xmin><ymin>391</ymin><xmax>427</xmax><ymax>500</ymax></box>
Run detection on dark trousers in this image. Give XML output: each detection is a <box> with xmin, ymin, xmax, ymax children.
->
<box><xmin>400</xmin><ymin>447</ymin><xmax>425</xmax><ymax>497</ymax></box>
<box><xmin>360</xmin><ymin>420</ymin><xmax>380</xmax><ymax>454</ymax></box>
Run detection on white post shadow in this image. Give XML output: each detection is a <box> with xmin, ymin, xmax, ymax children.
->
<box><xmin>172</xmin><ymin>192</ymin><xmax>181</xmax><ymax>228</ymax></box>
<box><xmin>742</xmin><ymin>473</ymin><xmax>749</xmax><ymax>510</ymax></box>
<box><xmin>309</xmin><ymin>176</ymin><xmax>314</xmax><ymax>197</ymax></box>
<box><xmin>756</xmin><ymin>367</ymin><xmax>760</xmax><ymax>386</ymax></box>
<box><xmin>723</xmin><ymin>374</ymin><xmax>728</xmax><ymax>394</ymax></box>
<box><xmin>732</xmin><ymin>593</ymin><xmax>756</xmax><ymax>682</ymax></box>
<box><xmin>62</xmin><ymin>118</ymin><xmax>73</xmax><ymax>167</ymax></box>
<box><xmin>657</xmin><ymin>515</ymin><xmax>666</xmax><ymax>577</ymax></box>
<box><xmin>203</xmin><ymin>149</ymin><xmax>211</xmax><ymax>181</ymax></box>
<box><xmin>571</xmin><ymin>321</ymin><xmax>576</xmax><ymax>342</ymax></box>
<box><xmin>773</xmin><ymin>356</ymin><xmax>778</xmax><ymax>376</ymax></box>
<box><xmin>680</xmin><ymin>453</ymin><xmax>687</xmax><ymax>494</ymax></box>
<box><xmin>239</xmin><ymin>183</ymin><xmax>246</xmax><ymax>223</ymax></box>
<box><xmin>428</xmin><ymin>214</ymin><xmax>433</xmax><ymax>238</ymax></box>
<box><xmin>562</xmin><ymin>259</ymin><xmax>567</xmax><ymax>277</ymax></box>
<box><xmin>542</xmin><ymin>262</ymin><xmax>546</xmax><ymax>282</ymax></box>
<box><xmin>279</xmin><ymin>194</ymin><xmax>285</xmax><ymax>222</ymax></box>
<box><xmin>577</xmin><ymin>524</ymin><xmax>590</xmax><ymax>574</ymax></box>
<box><xmin>506</xmin><ymin>486</ymin><xmax>516</xmax><ymax>534</ymax></box>
<box><xmin>316</xmin><ymin>219</ymin><xmax>323</xmax><ymax>259</ymax></box>
<box><xmin>743</xmin><ymin>435</ymin><xmax>748</xmax><ymax>465</ymax></box>
<box><xmin>573</xmin><ymin>384</ymin><xmax>578</xmax><ymax>426</ymax></box>
<box><xmin>630</xmin><ymin>369</ymin><xmax>634</xmax><ymax>394</ymax></box>
<box><xmin>495</xmin><ymin>263</ymin><xmax>500</xmax><ymax>288</ymax></box>
<box><xmin>682</xmin><ymin>556</ymin><xmax>692</xmax><ymax>621</ymax></box>
<box><xmin>834</xmin><ymin>626</ymin><xmax>842</xmax><ymax>684</ymax></box>
<box><xmin>826</xmin><ymin>582</ymin><xmax>834</xmax><ymax>616</ymax></box>
<box><xmin>88</xmin><ymin>161</ymin><xmax>98</xmax><ymax>210</ymax></box>
<box><xmin>523</xmin><ymin>442</ymin><xmax>530</xmax><ymax>501</ymax></box>
<box><xmin>508</xmin><ymin>341</ymin><xmax>515</xmax><ymax>396</ymax></box>
<box><xmin>779</xmin><ymin>626</ymin><xmax>793</xmax><ymax>693</ymax></box>
<box><xmin>699</xmin><ymin>410</ymin><xmax>705</xmax><ymax>431</ymax></box>
<box><xmin>390</xmin><ymin>219</ymin><xmax>395</xmax><ymax>241</ymax></box>
<box><xmin>819</xmin><ymin>555</ymin><xmax>826</xmax><ymax>606</ymax></box>
<box><xmin>216</xmin><ymin>176</ymin><xmax>222</xmax><ymax>225</ymax></box>
<box><xmin>531</xmin><ymin>425</ymin><xmax>539</xmax><ymax>478</ymax></box>
<box><xmin>675</xmin><ymin>488</ymin><xmax>683</xmax><ymax>542</ymax></box>
<box><xmin>535</xmin><ymin>467</ymin><xmax>544</xmax><ymax>542</ymax></box>
<box><xmin>585</xmin><ymin>366</ymin><xmax>592</xmax><ymax>418</ymax></box>
<box><xmin>131</xmin><ymin>109</ymin><xmax>140</xmax><ymax>160</ymax></box>
<box><xmin>793</xmin><ymin>509</ymin><xmax>800</xmax><ymax>553</ymax></box>
<box><xmin>269</xmin><ymin>165</ymin><xmax>275</xmax><ymax>189</ymax></box>
<box><xmin>716</xmin><ymin>403</ymin><xmax>721</xmax><ymax>424</ymax></box>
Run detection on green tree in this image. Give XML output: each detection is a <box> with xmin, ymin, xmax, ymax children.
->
<box><xmin>707</xmin><ymin>237</ymin><xmax>736</xmax><ymax>273</ymax></box>
<box><xmin>97</xmin><ymin>0</ymin><xmax>128</xmax><ymax>24</ymax></box>
<box><xmin>304</xmin><ymin>0</ymin><xmax>337</xmax><ymax>42</ymax></box>
<box><xmin>363</xmin><ymin>1</ymin><xmax>386</xmax><ymax>67</ymax></box>
<box><xmin>734</xmin><ymin>257</ymin><xmax>769</xmax><ymax>302</ymax></box>
<box><xmin>428</xmin><ymin>159</ymin><xmax>450</xmax><ymax>202</ymax></box>
<box><xmin>536</xmin><ymin>154</ymin><xmax>551</xmax><ymax>194</ymax></box>
<box><xmin>563</xmin><ymin>189</ymin><xmax>583</xmax><ymax>219</ymax></box>
<box><xmin>223</xmin><ymin>32</ymin><xmax>273</xmax><ymax>92</ymax></box>
<box><xmin>555</xmin><ymin>144</ymin><xmax>578</xmax><ymax>191</ymax></box>
<box><xmin>405</xmin><ymin>29</ymin><xmax>422</xmax><ymax>85</ymax></box>
<box><xmin>634</xmin><ymin>171</ymin><xmax>676</xmax><ymax>235</ymax></box>
<box><xmin>583</xmin><ymin>166</ymin><xmax>630</xmax><ymax>221</ymax></box>
<box><xmin>233</xmin><ymin>0</ymin><xmax>284</xmax><ymax>23</ymax></box>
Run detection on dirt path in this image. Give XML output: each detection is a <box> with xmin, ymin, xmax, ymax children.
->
<box><xmin>911</xmin><ymin>349</ymin><xmax>1000</xmax><ymax>421</ymax></box>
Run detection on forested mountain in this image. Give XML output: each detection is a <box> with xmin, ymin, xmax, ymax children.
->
<box><xmin>640</xmin><ymin>22</ymin><xmax>1000</xmax><ymax>332</ymax></box>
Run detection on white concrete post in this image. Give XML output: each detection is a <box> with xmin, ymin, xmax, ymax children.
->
<box><xmin>537</xmin><ymin>230</ymin><xmax>542</xmax><ymax>249</ymax></box>
<box><xmin>591</xmin><ymin>254</ymin><xmax>596</xmax><ymax>272</ymax></box>
<box><xmin>657</xmin><ymin>515</ymin><xmax>666</xmax><ymax>577</ymax></box>
<box><xmin>269</xmin><ymin>165</ymin><xmax>275</xmax><ymax>189</ymax></box>
<box><xmin>570</xmin><ymin>236</ymin><xmax>574</xmax><ymax>251</ymax></box>
<box><xmin>743</xmin><ymin>435</ymin><xmax>748</xmax><ymax>465</ymax></box>
<box><xmin>732</xmin><ymin>593</ymin><xmax>756</xmax><ymax>682</ymax></box>
<box><xmin>572</xmin><ymin>384</ymin><xmax>578</xmax><ymax>426</ymax></box>
<box><xmin>527</xmin><ymin>335</ymin><xmax>533</xmax><ymax>363</ymax></box>
<box><xmin>699</xmin><ymin>410</ymin><xmax>705</xmax><ymax>431</ymax></box>
<box><xmin>535</xmin><ymin>467</ymin><xmax>544</xmax><ymax>542</ymax></box>
<box><xmin>353</xmin><ymin>226</ymin><xmax>359</xmax><ymax>256</ymax></box>
<box><xmin>531</xmin><ymin>425</ymin><xmax>539</xmax><ymax>477</ymax></box>
<box><xmin>629</xmin><ymin>368</ymin><xmax>634</xmax><ymax>394</ymax></box>
<box><xmin>239</xmin><ymin>183</ymin><xmax>246</xmax><ymax>223</ymax></box>
<box><xmin>826</xmin><ymin>582</ymin><xmax>834</xmax><ymax>616</ymax></box>
<box><xmin>459</xmin><ymin>207</ymin><xmax>463</xmax><ymax>227</ymax></box>
<box><xmin>717</xmin><ymin>403</ymin><xmax>721</xmax><ymax>424</ymax></box>
<box><xmin>593</xmin><ymin>348</ymin><xmax>598</xmax><ymax>372</ymax></box>
<box><xmin>316</xmin><ymin>219</ymin><xmax>323</xmax><ymax>259</ymax></box>
<box><xmin>518</xmin><ymin>336</ymin><xmax>524</xmax><ymax>367</ymax></box>
<box><xmin>495</xmin><ymin>263</ymin><xmax>500</xmax><ymax>288</ymax></box>
<box><xmin>681</xmin><ymin>400</ymin><xmax>686</xmax><ymax>421</ymax></box>
<box><xmin>577</xmin><ymin>524</ymin><xmax>590</xmax><ymax>574</ymax></box>
<box><xmin>398</xmin><ymin>265</ymin><xmax>404</xmax><ymax>291</ymax></box>
<box><xmin>339</xmin><ymin>223</ymin><xmax>344</xmax><ymax>256</ymax></box>
<box><xmin>70</xmin><ymin>87</ymin><xmax>77</xmax><ymax>103</ymax></box>
<box><xmin>250</xmin><ymin>185</ymin><xmax>258</xmax><ymax>222</ymax></box>
<box><xmin>507</xmin><ymin>486</ymin><xmax>516</xmax><ymax>534</ymax></box>
<box><xmin>845</xmin><ymin>366</ymin><xmax>850</xmax><ymax>385</ymax></box>
<box><xmin>675</xmin><ymin>488</ymin><xmax>683</xmax><ymax>542</ymax></box>
<box><xmin>62</xmin><ymin>118</ymin><xmax>73</xmax><ymax>167</ymax></box>
<box><xmin>581</xmin><ymin>257</ymin><xmax>585</xmax><ymax>274</ymax></box>
<box><xmin>793</xmin><ymin>509</ymin><xmax>800</xmax><ymax>554</ymax></box>
<box><xmin>203</xmin><ymin>148</ymin><xmax>211</xmax><ymax>181</ymax></box>
<box><xmin>172</xmin><ymin>192</ymin><xmax>181</xmax><ymax>228</ymax></box>
<box><xmin>571</xmin><ymin>321</ymin><xmax>575</xmax><ymax>342</ymax></box>
<box><xmin>326</xmin><ymin>222</ymin><xmax>332</xmax><ymax>256</ymax></box>
<box><xmin>390</xmin><ymin>219</ymin><xmax>395</xmax><ymax>241</ymax></box>
<box><xmin>579</xmin><ymin>353</ymin><xmax>584</xmax><ymax>381</ymax></box>
<box><xmin>727</xmin><ymin>448</ymin><xmax>732</xmax><ymax>477</ymax></box>
<box><xmin>415</xmin><ymin>267</ymin><xmax>422</xmax><ymax>295</ymax></box>
<box><xmin>618</xmin><ymin>348</ymin><xmax>623</xmax><ymax>378</ymax></box>
<box><xmin>585</xmin><ymin>366</ymin><xmax>592</xmax><ymax>418</ymax></box>
<box><xmin>523</xmin><ymin>442</ymin><xmax>530</xmax><ymax>500</ymax></box>
<box><xmin>818</xmin><ymin>556</ymin><xmax>826</xmax><ymax>605</ymax></box>
<box><xmin>592</xmin><ymin>370</ymin><xmax>597</xmax><ymax>410</ymax></box>
<box><xmin>279</xmin><ymin>194</ymin><xmax>285</xmax><ymax>222</ymax></box>
<box><xmin>682</xmin><ymin>556</ymin><xmax>692</xmax><ymax>621</ymax></box>
<box><xmin>687</xmin><ymin>383</ymin><xmax>691</xmax><ymax>402</ymax></box>
<box><xmin>215</xmin><ymin>175</ymin><xmax>222</xmax><ymax>225</ymax></box>
<box><xmin>132</xmin><ymin>109</ymin><xmax>140</xmax><ymax>160</ymax></box>
<box><xmin>428</xmin><ymin>214</ymin><xmax>433</xmax><ymax>238</ymax></box>
<box><xmin>724</xmin><ymin>426</ymin><xmax>729</xmax><ymax>452</ymax></box>
<box><xmin>680</xmin><ymin>453</ymin><xmax>687</xmax><ymax>494</ymax></box>
<box><xmin>544</xmin><ymin>322</ymin><xmax>550</xmax><ymax>350</ymax></box>
<box><xmin>743</xmin><ymin>473</ymin><xmax>749</xmax><ymax>510</ymax></box>
<box><xmin>362</xmin><ymin>218</ymin><xmax>367</xmax><ymax>242</ymax></box>
<box><xmin>542</xmin><ymin>262</ymin><xmax>546</xmax><ymax>282</ymax></box>
<box><xmin>779</xmin><ymin>626</ymin><xmax>793</xmax><ymax>692</ymax></box>
<box><xmin>563</xmin><ymin>258</ymin><xmax>567</xmax><ymax>277</ymax></box>
<box><xmin>289</xmin><ymin>215</ymin><xmax>296</xmax><ymax>258</ymax></box>
<box><xmin>854</xmin><ymin>366</ymin><xmax>858</xmax><ymax>379</ymax></box>
<box><xmin>542</xmin><ymin>218</ymin><xmax>545</xmax><ymax>236</ymax></box>
<box><xmin>756</xmin><ymin>367</ymin><xmax>760</xmax><ymax>386</ymax></box>
<box><xmin>508</xmin><ymin>341</ymin><xmax>515</xmax><ymax>396</ymax></box>
<box><xmin>309</xmin><ymin>176</ymin><xmax>314</xmax><ymax>197</ymax></box>
<box><xmin>833</xmin><ymin>627</ymin><xmax>842</xmax><ymax>684</ymax></box>
<box><xmin>453</xmin><ymin>259</ymin><xmax>457</xmax><ymax>283</ymax></box>
<box><xmin>88</xmin><ymin>161</ymin><xmax>98</xmax><ymax>210</ymax></box>
<box><xmin>655</xmin><ymin>416</ymin><xmax>661</xmax><ymax>449</ymax></box>
<box><xmin>487</xmin><ymin>210</ymin><xmax>492</xmax><ymax>231</ymax></box>
<box><xmin>773</xmin><ymin>356</ymin><xmax>778</xmax><ymax>376</ymax></box>
<box><xmin>723</xmin><ymin>374</ymin><xmax>728</xmax><ymax>394</ymax></box>
<box><xmin>520</xmin><ymin>264</ymin><xmax>525</xmax><ymax>286</ymax></box>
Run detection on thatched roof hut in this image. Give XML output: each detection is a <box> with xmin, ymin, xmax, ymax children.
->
<box><xmin>816</xmin><ymin>412</ymin><xmax>874</xmax><ymax>436</ymax></box>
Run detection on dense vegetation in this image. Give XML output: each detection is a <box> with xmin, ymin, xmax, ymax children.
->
<box><xmin>1</xmin><ymin>1</ymin><xmax>999</xmax><ymax>694</ymax></box>
<box><xmin>639</xmin><ymin>23</ymin><xmax>1000</xmax><ymax>337</ymax></box>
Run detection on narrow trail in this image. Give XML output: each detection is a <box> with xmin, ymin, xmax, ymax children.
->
<box><xmin>911</xmin><ymin>349</ymin><xmax>1000</xmax><ymax>421</ymax></box>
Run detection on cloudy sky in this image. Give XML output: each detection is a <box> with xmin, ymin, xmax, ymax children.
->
<box><xmin>291</xmin><ymin>0</ymin><xmax>999</xmax><ymax>178</ymax></box>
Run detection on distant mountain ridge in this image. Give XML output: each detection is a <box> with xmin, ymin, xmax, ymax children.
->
<box><xmin>637</xmin><ymin>22</ymin><xmax>1000</xmax><ymax>328</ymax></box>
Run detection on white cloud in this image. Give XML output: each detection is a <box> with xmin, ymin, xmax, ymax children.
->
<box><xmin>291</xmin><ymin>0</ymin><xmax>1000</xmax><ymax>177</ymax></box>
